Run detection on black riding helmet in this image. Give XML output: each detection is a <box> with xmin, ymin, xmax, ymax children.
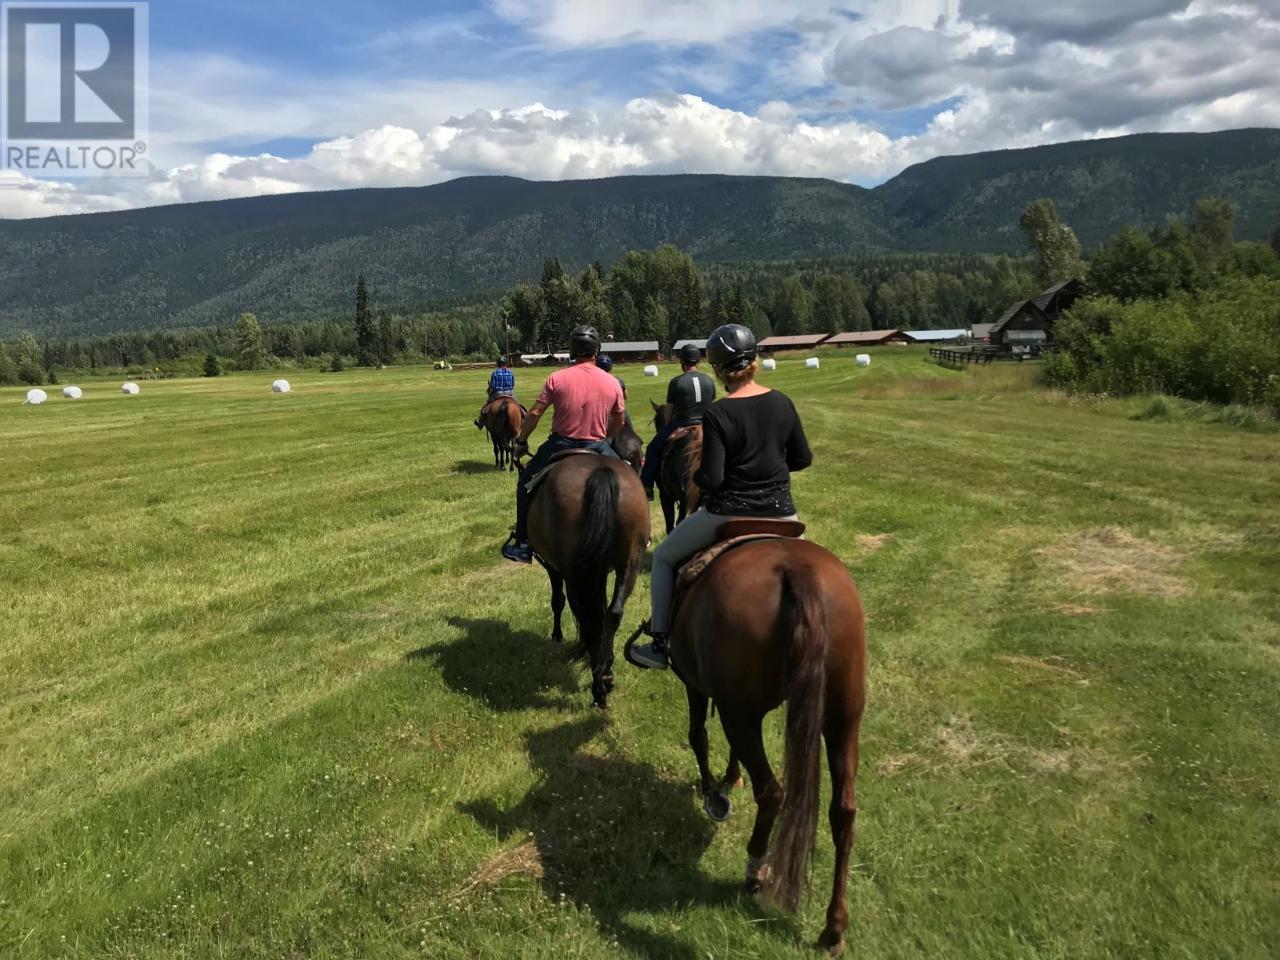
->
<box><xmin>705</xmin><ymin>323</ymin><xmax>757</xmax><ymax>371</ymax></box>
<box><xmin>677</xmin><ymin>343</ymin><xmax>703</xmax><ymax>366</ymax></box>
<box><xmin>569</xmin><ymin>325</ymin><xmax>601</xmax><ymax>358</ymax></box>
<box><xmin>597</xmin><ymin>354</ymin><xmax>614</xmax><ymax>372</ymax></box>
<box><xmin>497</xmin><ymin>355</ymin><xmax>509</xmax><ymax>367</ymax></box>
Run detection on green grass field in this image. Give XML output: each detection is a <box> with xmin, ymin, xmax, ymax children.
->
<box><xmin>3</xmin><ymin>347</ymin><xmax>1278</xmax><ymax>959</ymax></box>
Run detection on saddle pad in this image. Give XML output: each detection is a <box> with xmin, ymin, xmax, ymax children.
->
<box><xmin>676</xmin><ymin>534</ymin><xmax>787</xmax><ymax>594</ymax></box>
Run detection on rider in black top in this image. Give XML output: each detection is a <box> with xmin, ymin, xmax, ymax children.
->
<box><xmin>641</xmin><ymin>343</ymin><xmax>716</xmax><ymax>498</ymax></box>
<box><xmin>628</xmin><ymin>323</ymin><xmax>812</xmax><ymax>671</ymax></box>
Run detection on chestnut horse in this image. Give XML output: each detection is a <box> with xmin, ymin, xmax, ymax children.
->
<box><xmin>635</xmin><ymin>528</ymin><xmax>866</xmax><ymax>954</ymax></box>
<box><xmin>528</xmin><ymin>454</ymin><xmax>650</xmax><ymax>707</ymax></box>
<box><xmin>483</xmin><ymin>398</ymin><xmax>525</xmax><ymax>471</ymax></box>
<box><xmin>650</xmin><ymin>401</ymin><xmax>703</xmax><ymax>533</ymax></box>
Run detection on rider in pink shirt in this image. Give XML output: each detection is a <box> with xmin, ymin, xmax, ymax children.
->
<box><xmin>502</xmin><ymin>326</ymin><xmax>626</xmax><ymax>564</ymax></box>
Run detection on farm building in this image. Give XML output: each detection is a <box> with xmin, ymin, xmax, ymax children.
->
<box><xmin>758</xmin><ymin>333</ymin><xmax>833</xmax><ymax>353</ymax></box>
<box><xmin>989</xmin><ymin>300</ymin><xmax>1052</xmax><ymax>356</ymax></box>
<box><xmin>672</xmin><ymin>338</ymin><xmax>707</xmax><ymax>355</ymax></box>
<box><xmin>519</xmin><ymin>352</ymin><xmax>571</xmax><ymax>365</ymax></box>
<box><xmin>902</xmin><ymin>329</ymin><xmax>968</xmax><ymax>343</ymax></box>
<box><xmin>970</xmin><ymin>323</ymin><xmax>995</xmax><ymax>342</ymax></box>
<box><xmin>825</xmin><ymin>329</ymin><xmax>913</xmax><ymax>347</ymax></box>
<box><xmin>600</xmin><ymin>341</ymin><xmax>660</xmax><ymax>362</ymax></box>
<box><xmin>1032</xmin><ymin>278</ymin><xmax>1084</xmax><ymax>321</ymax></box>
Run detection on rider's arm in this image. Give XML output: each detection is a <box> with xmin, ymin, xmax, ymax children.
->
<box><xmin>785</xmin><ymin>400</ymin><xmax>813</xmax><ymax>472</ymax></box>
<box><xmin>517</xmin><ymin>400</ymin><xmax>548</xmax><ymax>443</ymax></box>
<box><xmin>693</xmin><ymin>414</ymin><xmax>725</xmax><ymax>492</ymax></box>
<box><xmin>666</xmin><ymin>377</ymin><xmax>678</xmax><ymax>404</ymax></box>
<box><xmin>607</xmin><ymin>409</ymin><xmax>625</xmax><ymax>436</ymax></box>
<box><xmin>606</xmin><ymin>381</ymin><xmax>625</xmax><ymax>437</ymax></box>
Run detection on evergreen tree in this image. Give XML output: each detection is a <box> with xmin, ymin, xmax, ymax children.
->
<box><xmin>0</xmin><ymin>343</ymin><xmax>17</xmax><ymax>385</ymax></box>
<box><xmin>725</xmin><ymin>286</ymin><xmax>747</xmax><ymax>328</ymax></box>
<box><xmin>638</xmin><ymin>295</ymin><xmax>669</xmax><ymax>349</ymax></box>
<box><xmin>203</xmin><ymin>352</ymin><xmax>222</xmax><ymax>377</ymax></box>
<box><xmin>1192</xmin><ymin>196</ymin><xmax>1235</xmax><ymax>265</ymax></box>
<box><xmin>46</xmin><ymin>366</ymin><xmax>59</xmax><ymax>385</ymax></box>
<box><xmin>1019</xmin><ymin>199</ymin><xmax>1085</xmax><ymax>285</ymax></box>
<box><xmin>376</xmin><ymin>315</ymin><xmax>396</xmax><ymax>365</ymax></box>
<box><xmin>1271</xmin><ymin>224</ymin><xmax>1280</xmax><ymax>258</ymax></box>
<box><xmin>330</xmin><ymin>353</ymin><xmax>345</xmax><ymax>372</ymax></box>
<box><xmin>15</xmin><ymin>332</ymin><xmax>45</xmax><ymax>385</ymax></box>
<box><xmin>767</xmin><ymin>277</ymin><xmax>813</xmax><ymax>335</ymax></box>
<box><xmin>502</xmin><ymin>285</ymin><xmax>544</xmax><ymax>350</ymax></box>
<box><xmin>234</xmin><ymin>313</ymin><xmax>269</xmax><ymax>370</ymax></box>
<box><xmin>540</xmin><ymin>257</ymin><xmax>564</xmax><ymax>294</ymax></box>
<box><xmin>577</xmin><ymin>266</ymin><xmax>611</xmax><ymax>334</ymax></box>
<box><xmin>355</xmin><ymin>273</ymin><xmax>377</xmax><ymax>367</ymax></box>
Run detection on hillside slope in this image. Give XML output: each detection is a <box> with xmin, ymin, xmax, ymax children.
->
<box><xmin>1</xmin><ymin>128</ymin><xmax>1277</xmax><ymax>337</ymax></box>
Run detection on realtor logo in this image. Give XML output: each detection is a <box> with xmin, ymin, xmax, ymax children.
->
<box><xmin>2</xmin><ymin>2</ymin><xmax>149</xmax><ymax>177</ymax></box>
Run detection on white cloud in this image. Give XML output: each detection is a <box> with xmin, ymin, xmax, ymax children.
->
<box><xmin>0</xmin><ymin>172</ymin><xmax>132</xmax><ymax>218</ymax></box>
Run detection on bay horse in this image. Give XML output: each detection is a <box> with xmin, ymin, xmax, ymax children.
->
<box><xmin>483</xmin><ymin>398</ymin><xmax>525</xmax><ymax>471</ymax></box>
<box><xmin>610</xmin><ymin>419</ymin><xmax>644</xmax><ymax>475</ymax></box>
<box><xmin>650</xmin><ymin>401</ymin><xmax>702</xmax><ymax>534</ymax></box>
<box><xmin>528</xmin><ymin>454</ymin><xmax>650</xmax><ymax>708</ymax></box>
<box><xmin>632</xmin><ymin>525</ymin><xmax>866</xmax><ymax>954</ymax></box>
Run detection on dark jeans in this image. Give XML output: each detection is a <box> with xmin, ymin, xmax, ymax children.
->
<box><xmin>515</xmin><ymin>433</ymin><xmax>618</xmax><ymax>541</ymax></box>
<box><xmin>641</xmin><ymin>418</ymin><xmax>694</xmax><ymax>490</ymax></box>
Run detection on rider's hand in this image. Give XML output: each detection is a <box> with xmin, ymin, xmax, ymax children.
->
<box><xmin>513</xmin><ymin>438</ymin><xmax>529</xmax><ymax>458</ymax></box>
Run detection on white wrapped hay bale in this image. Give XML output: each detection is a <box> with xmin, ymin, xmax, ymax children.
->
<box><xmin>63</xmin><ymin>386</ymin><xmax>83</xmax><ymax>399</ymax></box>
<box><xmin>856</xmin><ymin>354</ymin><xmax>872</xmax><ymax>367</ymax></box>
<box><xmin>271</xmin><ymin>379</ymin><xmax>292</xmax><ymax>394</ymax></box>
<box><xmin>121</xmin><ymin>382</ymin><xmax>140</xmax><ymax>395</ymax></box>
<box><xmin>643</xmin><ymin>365</ymin><xmax>660</xmax><ymax>377</ymax></box>
<box><xmin>762</xmin><ymin>358</ymin><xmax>777</xmax><ymax>371</ymax></box>
<box><xmin>805</xmin><ymin>357</ymin><xmax>821</xmax><ymax>370</ymax></box>
<box><xmin>25</xmin><ymin>388</ymin><xmax>48</xmax><ymax>405</ymax></box>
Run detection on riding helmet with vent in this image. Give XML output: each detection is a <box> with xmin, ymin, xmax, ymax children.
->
<box><xmin>569</xmin><ymin>325</ymin><xmax>601</xmax><ymax>357</ymax></box>
<box><xmin>678</xmin><ymin>343</ymin><xmax>703</xmax><ymax>366</ymax></box>
<box><xmin>597</xmin><ymin>354</ymin><xmax>614</xmax><ymax>372</ymax></box>
<box><xmin>706</xmin><ymin>323</ymin><xmax>757</xmax><ymax>371</ymax></box>
<box><xmin>497</xmin><ymin>355</ymin><xmax>509</xmax><ymax>367</ymax></box>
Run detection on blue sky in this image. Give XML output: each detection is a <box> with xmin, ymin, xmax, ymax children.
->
<box><xmin>2</xmin><ymin>1</ymin><xmax>1278</xmax><ymax>216</ymax></box>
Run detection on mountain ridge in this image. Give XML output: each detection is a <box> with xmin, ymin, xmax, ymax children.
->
<box><xmin>2</xmin><ymin>128</ymin><xmax>1277</xmax><ymax>338</ymax></box>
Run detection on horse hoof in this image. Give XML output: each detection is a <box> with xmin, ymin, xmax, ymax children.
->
<box><xmin>744</xmin><ymin>875</ymin><xmax>763</xmax><ymax>895</ymax></box>
<box><xmin>817</xmin><ymin>930</ymin><xmax>846</xmax><ymax>956</ymax></box>
<box><xmin>744</xmin><ymin>856</ymin><xmax>770</xmax><ymax>895</ymax></box>
<box><xmin>701</xmin><ymin>790</ymin><xmax>732</xmax><ymax>822</ymax></box>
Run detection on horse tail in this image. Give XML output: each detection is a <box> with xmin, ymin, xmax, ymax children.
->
<box><xmin>576</xmin><ymin>465</ymin><xmax>618</xmax><ymax>583</ymax></box>
<box><xmin>768</xmin><ymin>566</ymin><xmax>828</xmax><ymax>912</ymax></box>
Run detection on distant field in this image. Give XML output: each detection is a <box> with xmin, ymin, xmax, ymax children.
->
<box><xmin>2</xmin><ymin>347</ymin><xmax>1278</xmax><ymax>959</ymax></box>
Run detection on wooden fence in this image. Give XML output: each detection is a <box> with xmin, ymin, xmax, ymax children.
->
<box><xmin>930</xmin><ymin>347</ymin><xmax>994</xmax><ymax>366</ymax></box>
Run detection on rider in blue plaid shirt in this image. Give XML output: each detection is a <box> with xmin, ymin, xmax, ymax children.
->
<box><xmin>475</xmin><ymin>356</ymin><xmax>516</xmax><ymax>428</ymax></box>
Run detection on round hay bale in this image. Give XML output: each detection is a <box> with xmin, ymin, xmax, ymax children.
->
<box><xmin>855</xmin><ymin>354</ymin><xmax>871</xmax><ymax>367</ymax></box>
<box><xmin>643</xmin><ymin>365</ymin><xmax>660</xmax><ymax>377</ymax></box>
<box><xmin>271</xmin><ymin>379</ymin><xmax>292</xmax><ymax>394</ymax></box>
<box><xmin>805</xmin><ymin>357</ymin><xmax>821</xmax><ymax>370</ymax></box>
<box><xmin>63</xmin><ymin>385</ymin><xmax>83</xmax><ymax>399</ymax></box>
<box><xmin>121</xmin><ymin>382</ymin><xmax>141</xmax><ymax>395</ymax></box>
<box><xmin>761</xmin><ymin>358</ymin><xmax>777</xmax><ymax>371</ymax></box>
<box><xmin>25</xmin><ymin>388</ymin><xmax>48</xmax><ymax>405</ymax></box>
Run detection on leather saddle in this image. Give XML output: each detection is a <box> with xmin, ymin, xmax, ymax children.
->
<box><xmin>675</xmin><ymin>519</ymin><xmax>806</xmax><ymax>595</ymax></box>
<box><xmin>667</xmin><ymin>423</ymin><xmax>701</xmax><ymax>445</ymax></box>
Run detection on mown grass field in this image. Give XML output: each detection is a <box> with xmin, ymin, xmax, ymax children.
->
<box><xmin>2</xmin><ymin>347</ymin><xmax>1278</xmax><ymax>959</ymax></box>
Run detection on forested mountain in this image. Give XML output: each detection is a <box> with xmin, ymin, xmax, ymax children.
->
<box><xmin>2</xmin><ymin>128</ymin><xmax>1277</xmax><ymax>338</ymax></box>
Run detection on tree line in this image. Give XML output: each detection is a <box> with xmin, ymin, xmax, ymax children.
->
<box><xmin>1043</xmin><ymin>197</ymin><xmax>1280</xmax><ymax>409</ymax></box>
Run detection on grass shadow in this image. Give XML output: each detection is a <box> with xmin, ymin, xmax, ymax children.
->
<box><xmin>461</xmin><ymin>715</ymin><xmax>796</xmax><ymax>958</ymax></box>
<box><xmin>405</xmin><ymin>616</ymin><xmax>581</xmax><ymax>711</ymax></box>
<box><xmin>452</xmin><ymin>459</ymin><xmax>507</xmax><ymax>475</ymax></box>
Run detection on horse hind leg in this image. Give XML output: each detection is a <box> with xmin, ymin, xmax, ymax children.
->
<box><xmin>546</xmin><ymin>568</ymin><xmax>566</xmax><ymax>644</ymax></box>
<box><xmin>688</xmin><ymin>688</ymin><xmax>732</xmax><ymax>821</ymax></box>
<box><xmin>720</xmin><ymin>710</ymin><xmax>781</xmax><ymax>893</ymax></box>
<box><xmin>660</xmin><ymin>492</ymin><xmax>676</xmax><ymax>535</ymax></box>
<box><xmin>818</xmin><ymin>695</ymin><xmax>863</xmax><ymax>956</ymax></box>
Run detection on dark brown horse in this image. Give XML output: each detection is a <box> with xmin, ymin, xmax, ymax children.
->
<box><xmin>650</xmin><ymin>400</ymin><xmax>702</xmax><ymax>533</ymax></box>
<box><xmin>642</xmin><ymin>528</ymin><xmax>867</xmax><ymax>955</ymax></box>
<box><xmin>483</xmin><ymin>398</ymin><xmax>525</xmax><ymax>471</ymax></box>
<box><xmin>610</xmin><ymin>419</ymin><xmax>644</xmax><ymax>475</ymax></box>
<box><xmin>528</xmin><ymin>454</ymin><xmax>650</xmax><ymax>707</ymax></box>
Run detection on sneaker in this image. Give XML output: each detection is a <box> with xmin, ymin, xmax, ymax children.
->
<box><xmin>628</xmin><ymin>634</ymin><xmax>669</xmax><ymax>670</ymax></box>
<box><xmin>502</xmin><ymin>539</ymin><xmax>533</xmax><ymax>564</ymax></box>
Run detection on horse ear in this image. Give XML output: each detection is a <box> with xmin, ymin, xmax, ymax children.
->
<box><xmin>650</xmin><ymin>399</ymin><xmax>660</xmax><ymax>412</ymax></box>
